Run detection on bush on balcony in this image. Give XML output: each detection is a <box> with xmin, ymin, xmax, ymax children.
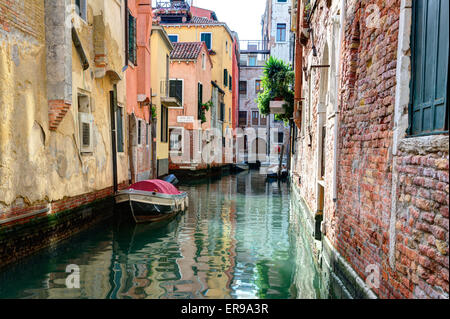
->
<box><xmin>256</xmin><ymin>56</ymin><xmax>294</xmax><ymax>123</ymax></box>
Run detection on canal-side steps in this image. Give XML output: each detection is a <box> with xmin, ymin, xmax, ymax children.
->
<box><xmin>290</xmin><ymin>179</ymin><xmax>378</xmax><ymax>299</ymax></box>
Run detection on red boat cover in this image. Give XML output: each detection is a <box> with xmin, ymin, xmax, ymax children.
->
<box><xmin>128</xmin><ymin>180</ymin><xmax>182</xmax><ymax>195</ymax></box>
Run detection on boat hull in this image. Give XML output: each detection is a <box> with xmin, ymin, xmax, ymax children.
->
<box><xmin>115</xmin><ymin>190</ymin><xmax>189</xmax><ymax>224</ymax></box>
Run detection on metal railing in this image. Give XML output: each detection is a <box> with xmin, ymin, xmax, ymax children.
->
<box><xmin>239</xmin><ymin>40</ymin><xmax>270</xmax><ymax>53</ymax></box>
<box><xmin>155</xmin><ymin>0</ymin><xmax>192</xmax><ymax>11</ymax></box>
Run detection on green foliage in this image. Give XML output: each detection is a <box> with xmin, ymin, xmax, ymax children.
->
<box><xmin>151</xmin><ymin>106</ymin><xmax>157</xmax><ymax>119</ymax></box>
<box><xmin>256</xmin><ymin>56</ymin><xmax>294</xmax><ymax>123</ymax></box>
<box><xmin>200</xmin><ymin>100</ymin><xmax>213</xmax><ymax>124</ymax></box>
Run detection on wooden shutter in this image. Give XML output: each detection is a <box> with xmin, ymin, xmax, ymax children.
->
<box><xmin>128</xmin><ymin>13</ymin><xmax>137</xmax><ymax>65</ymax></box>
<box><xmin>198</xmin><ymin>83</ymin><xmax>203</xmax><ymax>119</ymax></box>
<box><xmin>410</xmin><ymin>0</ymin><xmax>449</xmax><ymax>135</ymax></box>
<box><xmin>224</xmin><ymin>69</ymin><xmax>228</xmax><ymax>86</ymax></box>
<box><xmin>116</xmin><ymin>107</ymin><xmax>124</xmax><ymax>152</ymax></box>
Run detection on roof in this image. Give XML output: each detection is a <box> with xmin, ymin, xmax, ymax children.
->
<box><xmin>151</xmin><ymin>25</ymin><xmax>174</xmax><ymax>52</ymax></box>
<box><xmin>170</xmin><ymin>42</ymin><xmax>207</xmax><ymax>61</ymax></box>
<box><xmin>190</xmin><ymin>16</ymin><xmax>222</xmax><ymax>25</ymax></box>
<box><xmin>160</xmin><ymin>16</ymin><xmax>235</xmax><ymax>40</ymax></box>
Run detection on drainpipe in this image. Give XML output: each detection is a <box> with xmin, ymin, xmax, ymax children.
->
<box><xmin>333</xmin><ymin>0</ymin><xmax>346</xmax><ymax>202</ymax></box>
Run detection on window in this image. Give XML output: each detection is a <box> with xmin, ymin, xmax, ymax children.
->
<box><xmin>116</xmin><ymin>105</ymin><xmax>124</xmax><ymax>152</ymax></box>
<box><xmin>278</xmin><ymin>132</ymin><xmax>284</xmax><ymax>144</ymax></box>
<box><xmin>252</xmin><ymin>111</ymin><xmax>259</xmax><ymax>125</ymax></box>
<box><xmin>277</xmin><ymin>0</ymin><xmax>287</xmax><ymax>2</ymax></box>
<box><xmin>239</xmin><ymin>81</ymin><xmax>247</xmax><ymax>95</ymax></box>
<box><xmin>127</xmin><ymin>11</ymin><xmax>137</xmax><ymax>65</ymax></box>
<box><xmin>277</xmin><ymin>23</ymin><xmax>287</xmax><ymax>42</ymax></box>
<box><xmin>201</xmin><ymin>33</ymin><xmax>212</xmax><ymax>50</ymax></box>
<box><xmin>168</xmin><ymin>35</ymin><xmax>179</xmax><ymax>43</ymax></box>
<box><xmin>137</xmin><ymin>119</ymin><xmax>142</xmax><ymax>145</ymax></box>
<box><xmin>78</xmin><ymin>93</ymin><xmax>93</xmax><ymax>154</ymax></box>
<box><xmin>224</xmin><ymin>69</ymin><xmax>228</xmax><ymax>86</ymax></box>
<box><xmin>146</xmin><ymin>123</ymin><xmax>149</xmax><ymax>146</ymax></box>
<box><xmin>198</xmin><ymin>82</ymin><xmax>203</xmax><ymax>120</ymax></box>
<box><xmin>220</xmin><ymin>103</ymin><xmax>225</xmax><ymax>121</ymax></box>
<box><xmin>255</xmin><ymin>80</ymin><xmax>262</xmax><ymax>94</ymax></box>
<box><xmin>169</xmin><ymin>79</ymin><xmax>183</xmax><ymax>106</ymax></box>
<box><xmin>260</xmin><ymin>114</ymin><xmax>267</xmax><ymax>126</ymax></box>
<box><xmin>248</xmin><ymin>56</ymin><xmax>257</xmax><ymax>66</ymax></box>
<box><xmin>239</xmin><ymin>111</ymin><xmax>247</xmax><ymax>126</ymax></box>
<box><xmin>161</xmin><ymin>106</ymin><xmax>168</xmax><ymax>143</ymax></box>
<box><xmin>170</xmin><ymin>128</ymin><xmax>183</xmax><ymax>154</ymax></box>
<box><xmin>410</xmin><ymin>0</ymin><xmax>449</xmax><ymax>135</ymax></box>
<box><xmin>75</xmin><ymin>0</ymin><xmax>87</xmax><ymax>21</ymax></box>
<box><xmin>202</xmin><ymin>53</ymin><xmax>206</xmax><ymax>70</ymax></box>
<box><xmin>229</xmin><ymin>75</ymin><xmax>232</xmax><ymax>91</ymax></box>
<box><xmin>226</xmin><ymin>41</ymin><xmax>228</xmax><ymax>53</ymax></box>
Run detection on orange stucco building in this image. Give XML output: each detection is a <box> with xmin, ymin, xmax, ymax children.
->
<box><xmin>167</xmin><ymin>42</ymin><xmax>215</xmax><ymax>172</ymax></box>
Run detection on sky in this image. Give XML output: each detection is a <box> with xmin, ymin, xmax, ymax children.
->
<box><xmin>152</xmin><ymin>0</ymin><xmax>267</xmax><ymax>41</ymax></box>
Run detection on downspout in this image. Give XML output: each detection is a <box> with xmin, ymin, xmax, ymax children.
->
<box><xmin>333</xmin><ymin>0</ymin><xmax>346</xmax><ymax>202</ymax></box>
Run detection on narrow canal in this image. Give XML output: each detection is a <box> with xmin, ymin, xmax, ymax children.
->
<box><xmin>0</xmin><ymin>171</ymin><xmax>326</xmax><ymax>299</ymax></box>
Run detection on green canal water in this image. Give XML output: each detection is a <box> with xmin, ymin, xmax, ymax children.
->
<box><xmin>0</xmin><ymin>172</ymin><xmax>327</xmax><ymax>299</ymax></box>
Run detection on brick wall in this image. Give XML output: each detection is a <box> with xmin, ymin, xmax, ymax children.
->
<box><xmin>0</xmin><ymin>183</ymin><xmax>129</xmax><ymax>269</ymax></box>
<box><xmin>292</xmin><ymin>0</ymin><xmax>448</xmax><ymax>299</ymax></box>
<box><xmin>393</xmin><ymin>141</ymin><xmax>449</xmax><ymax>298</ymax></box>
<box><xmin>0</xmin><ymin>0</ymin><xmax>44</xmax><ymax>39</ymax></box>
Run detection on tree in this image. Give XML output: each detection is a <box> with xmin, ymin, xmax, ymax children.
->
<box><xmin>256</xmin><ymin>56</ymin><xmax>294</xmax><ymax>123</ymax></box>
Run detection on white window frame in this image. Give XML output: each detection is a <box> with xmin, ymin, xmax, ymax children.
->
<box><xmin>169</xmin><ymin>78</ymin><xmax>184</xmax><ymax>109</ymax></box>
<box><xmin>169</xmin><ymin>126</ymin><xmax>184</xmax><ymax>155</ymax></box>
<box><xmin>202</xmin><ymin>53</ymin><xmax>206</xmax><ymax>70</ymax></box>
<box><xmin>200</xmin><ymin>32</ymin><xmax>213</xmax><ymax>50</ymax></box>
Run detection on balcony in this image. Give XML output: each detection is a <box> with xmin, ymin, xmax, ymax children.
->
<box><xmin>160</xmin><ymin>80</ymin><xmax>182</xmax><ymax>107</ymax></box>
<box><xmin>239</xmin><ymin>40</ymin><xmax>270</xmax><ymax>55</ymax></box>
<box><xmin>155</xmin><ymin>0</ymin><xmax>192</xmax><ymax>10</ymax></box>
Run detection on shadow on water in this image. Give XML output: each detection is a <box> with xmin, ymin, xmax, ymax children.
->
<box><xmin>0</xmin><ymin>172</ymin><xmax>328</xmax><ymax>299</ymax></box>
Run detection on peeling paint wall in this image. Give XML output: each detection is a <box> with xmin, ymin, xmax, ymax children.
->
<box><xmin>0</xmin><ymin>0</ymin><xmax>128</xmax><ymax>216</ymax></box>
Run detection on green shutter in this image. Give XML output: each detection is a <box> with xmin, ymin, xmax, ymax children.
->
<box><xmin>128</xmin><ymin>13</ymin><xmax>137</xmax><ymax>65</ymax></box>
<box><xmin>224</xmin><ymin>69</ymin><xmax>228</xmax><ymax>86</ymax></box>
<box><xmin>116</xmin><ymin>107</ymin><xmax>124</xmax><ymax>153</ymax></box>
<box><xmin>410</xmin><ymin>0</ymin><xmax>449</xmax><ymax>135</ymax></box>
<box><xmin>198</xmin><ymin>83</ymin><xmax>203</xmax><ymax>119</ymax></box>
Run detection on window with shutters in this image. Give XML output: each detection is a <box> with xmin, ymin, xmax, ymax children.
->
<box><xmin>198</xmin><ymin>82</ymin><xmax>203</xmax><ymax>120</ymax></box>
<box><xmin>224</xmin><ymin>69</ymin><xmax>228</xmax><ymax>87</ymax></box>
<box><xmin>239</xmin><ymin>111</ymin><xmax>247</xmax><ymax>126</ymax></box>
<box><xmin>239</xmin><ymin>81</ymin><xmax>247</xmax><ymax>96</ymax></box>
<box><xmin>409</xmin><ymin>0</ymin><xmax>448</xmax><ymax>136</ymax></box>
<box><xmin>252</xmin><ymin>111</ymin><xmax>259</xmax><ymax>126</ymax></box>
<box><xmin>169</xmin><ymin>79</ymin><xmax>183</xmax><ymax>107</ymax></box>
<box><xmin>229</xmin><ymin>75</ymin><xmax>232</xmax><ymax>91</ymax></box>
<box><xmin>137</xmin><ymin>119</ymin><xmax>142</xmax><ymax>145</ymax></box>
<box><xmin>161</xmin><ymin>106</ymin><xmax>168</xmax><ymax>143</ymax></box>
<box><xmin>116</xmin><ymin>105</ymin><xmax>124</xmax><ymax>153</ymax></box>
<box><xmin>200</xmin><ymin>33</ymin><xmax>212</xmax><ymax>50</ymax></box>
<box><xmin>260</xmin><ymin>114</ymin><xmax>267</xmax><ymax>126</ymax></box>
<box><xmin>128</xmin><ymin>11</ymin><xmax>137</xmax><ymax>65</ymax></box>
<box><xmin>220</xmin><ymin>103</ymin><xmax>225</xmax><ymax>121</ymax></box>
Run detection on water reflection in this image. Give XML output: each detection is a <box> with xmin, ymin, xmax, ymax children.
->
<box><xmin>0</xmin><ymin>171</ymin><xmax>325</xmax><ymax>299</ymax></box>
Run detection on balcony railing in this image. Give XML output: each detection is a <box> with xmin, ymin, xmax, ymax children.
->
<box><xmin>239</xmin><ymin>40</ymin><xmax>270</xmax><ymax>54</ymax></box>
<box><xmin>155</xmin><ymin>0</ymin><xmax>192</xmax><ymax>11</ymax></box>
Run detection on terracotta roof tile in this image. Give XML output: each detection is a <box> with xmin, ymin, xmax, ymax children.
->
<box><xmin>170</xmin><ymin>42</ymin><xmax>204</xmax><ymax>60</ymax></box>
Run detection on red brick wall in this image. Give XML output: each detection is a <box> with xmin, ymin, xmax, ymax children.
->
<box><xmin>394</xmin><ymin>150</ymin><xmax>449</xmax><ymax>298</ymax></box>
<box><xmin>292</xmin><ymin>0</ymin><xmax>449</xmax><ymax>299</ymax></box>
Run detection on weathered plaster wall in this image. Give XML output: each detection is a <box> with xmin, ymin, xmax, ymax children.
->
<box><xmin>0</xmin><ymin>0</ymin><xmax>128</xmax><ymax>218</ymax></box>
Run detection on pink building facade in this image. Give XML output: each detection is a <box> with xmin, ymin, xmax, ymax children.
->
<box><xmin>126</xmin><ymin>0</ymin><xmax>154</xmax><ymax>183</ymax></box>
<box><xmin>167</xmin><ymin>42</ymin><xmax>215</xmax><ymax>172</ymax></box>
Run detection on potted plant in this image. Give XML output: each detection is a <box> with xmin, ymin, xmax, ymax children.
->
<box><xmin>256</xmin><ymin>56</ymin><xmax>294</xmax><ymax>123</ymax></box>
